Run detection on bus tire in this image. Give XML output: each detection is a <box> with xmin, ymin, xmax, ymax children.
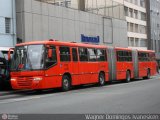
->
<box><xmin>126</xmin><ymin>71</ymin><xmax>131</xmax><ymax>83</ymax></box>
<box><xmin>62</xmin><ymin>75</ymin><xmax>71</xmax><ymax>92</ymax></box>
<box><xmin>98</xmin><ymin>73</ymin><xmax>105</xmax><ymax>86</ymax></box>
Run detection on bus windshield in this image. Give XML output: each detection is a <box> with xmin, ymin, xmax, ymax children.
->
<box><xmin>11</xmin><ymin>45</ymin><xmax>45</xmax><ymax>71</ymax></box>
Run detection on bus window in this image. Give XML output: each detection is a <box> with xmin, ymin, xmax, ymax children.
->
<box><xmin>79</xmin><ymin>48</ymin><xmax>88</xmax><ymax>62</ymax></box>
<box><xmin>97</xmin><ymin>49</ymin><xmax>106</xmax><ymax>61</ymax></box>
<box><xmin>59</xmin><ymin>47</ymin><xmax>71</xmax><ymax>62</ymax></box>
<box><xmin>88</xmin><ymin>48</ymin><xmax>97</xmax><ymax>62</ymax></box>
<box><xmin>138</xmin><ymin>52</ymin><xmax>150</xmax><ymax>61</ymax></box>
<box><xmin>117</xmin><ymin>51</ymin><xmax>132</xmax><ymax>62</ymax></box>
<box><xmin>72</xmin><ymin>48</ymin><xmax>78</xmax><ymax>62</ymax></box>
<box><xmin>45</xmin><ymin>46</ymin><xmax>57</xmax><ymax>68</ymax></box>
<box><xmin>117</xmin><ymin>51</ymin><xmax>123</xmax><ymax>61</ymax></box>
<box><xmin>150</xmin><ymin>53</ymin><xmax>156</xmax><ymax>61</ymax></box>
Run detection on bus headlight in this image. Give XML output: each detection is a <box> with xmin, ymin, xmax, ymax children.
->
<box><xmin>11</xmin><ymin>78</ymin><xmax>16</xmax><ymax>81</ymax></box>
<box><xmin>33</xmin><ymin>77</ymin><xmax>43</xmax><ymax>81</ymax></box>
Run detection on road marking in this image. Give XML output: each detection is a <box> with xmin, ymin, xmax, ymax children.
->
<box><xmin>0</xmin><ymin>96</ymin><xmax>42</xmax><ymax>104</ymax></box>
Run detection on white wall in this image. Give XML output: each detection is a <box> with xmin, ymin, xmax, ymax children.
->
<box><xmin>0</xmin><ymin>0</ymin><xmax>16</xmax><ymax>47</ymax></box>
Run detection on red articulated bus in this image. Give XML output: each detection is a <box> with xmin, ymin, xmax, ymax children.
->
<box><xmin>10</xmin><ymin>40</ymin><xmax>157</xmax><ymax>91</ymax></box>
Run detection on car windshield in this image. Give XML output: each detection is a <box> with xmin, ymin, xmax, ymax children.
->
<box><xmin>11</xmin><ymin>45</ymin><xmax>45</xmax><ymax>71</ymax></box>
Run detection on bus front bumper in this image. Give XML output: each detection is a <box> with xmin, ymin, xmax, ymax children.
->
<box><xmin>11</xmin><ymin>77</ymin><xmax>43</xmax><ymax>90</ymax></box>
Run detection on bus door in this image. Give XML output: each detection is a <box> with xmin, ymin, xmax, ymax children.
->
<box><xmin>45</xmin><ymin>45</ymin><xmax>60</xmax><ymax>88</ymax></box>
<box><xmin>88</xmin><ymin>48</ymin><xmax>98</xmax><ymax>83</ymax></box>
<box><xmin>115</xmin><ymin>50</ymin><xmax>125</xmax><ymax>80</ymax></box>
<box><xmin>78</xmin><ymin>48</ymin><xmax>91</xmax><ymax>84</ymax></box>
<box><xmin>71</xmin><ymin>47</ymin><xmax>80</xmax><ymax>85</ymax></box>
<box><xmin>138</xmin><ymin>52</ymin><xmax>149</xmax><ymax>77</ymax></box>
<box><xmin>116</xmin><ymin>50</ymin><xmax>133</xmax><ymax>80</ymax></box>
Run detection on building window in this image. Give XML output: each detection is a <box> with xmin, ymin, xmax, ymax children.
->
<box><xmin>129</xmin><ymin>8</ymin><xmax>133</xmax><ymax>17</ymax></box>
<box><xmin>141</xmin><ymin>12</ymin><xmax>146</xmax><ymax>21</ymax></box>
<box><xmin>130</xmin><ymin>23</ymin><xmax>134</xmax><ymax>32</ymax></box>
<box><xmin>44</xmin><ymin>0</ymin><xmax>71</xmax><ymax>7</ymax></box>
<box><xmin>139</xmin><ymin>25</ymin><xmax>146</xmax><ymax>34</ymax></box>
<box><xmin>124</xmin><ymin>7</ymin><xmax>128</xmax><ymax>16</ymax></box>
<box><xmin>127</xmin><ymin>22</ymin><xmax>130</xmax><ymax>31</ymax></box>
<box><xmin>129</xmin><ymin>37</ymin><xmax>134</xmax><ymax>46</ymax></box>
<box><xmin>140</xmin><ymin>39</ymin><xmax>147</xmax><ymax>47</ymax></box>
<box><xmin>5</xmin><ymin>18</ymin><xmax>11</xmax><ymax>34</ymax></box>
<box><xmin>135</xmin><ymin>24</ymin><xmax>138</xmax><ymax>33</ymax></box>
<box><xmin>134</xmin><ymin>10</ymin><xmax>138</xmax><ymax>19</ymax></box>
<box><xmin>135</xmin><ymin>38</ymin><xmax>139</xmax><ymax>47</ymax></box>
<box><xmin>140</xmin><ymin>0</ymin><xmax>146</xmax><ymax>8</ymax></box>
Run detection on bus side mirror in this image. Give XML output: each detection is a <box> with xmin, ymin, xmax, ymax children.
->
<box><xmin>8</xmin><ymin>48</ymin><xmax>14</xmax><ymax>61</ymax></box>
<box><xmin>48</xmin><ymin>49</ymin><xmax>52</xmax><ymax>58</ymax></box>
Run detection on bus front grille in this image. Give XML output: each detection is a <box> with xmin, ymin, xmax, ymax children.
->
<box><xmin>17</xmin><ymin>77</ymin><xmax>33</xmax><ymax>87</ymax></box>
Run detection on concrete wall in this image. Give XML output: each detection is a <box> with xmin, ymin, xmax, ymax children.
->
<box><xmin>16</xmin><ymin>0</ymin><xmax>127</xmax><ymax>47</ymax></box>
<box><xmin>0</xmin><ymin>0</ymin><xmax>16</xmax><ymax>47</ymax></box>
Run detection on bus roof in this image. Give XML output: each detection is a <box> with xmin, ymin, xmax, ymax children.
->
<box><xmin>137</xmin><ymin>49</ymin><xmax>155</xmax><ymax>53</ymax></box>
<box><xmin>110</xmin><ymin>47</ymin><xmax>155</xmax><ymax>53</ymax></box>
<box><xmin>115</xmin><ymin>47</ymin><xmax>132</xmax><ymax>51</ymax></box>
<box><xmin>16</xmin><ymin>40</ymin><xmax>107</xmax><ymax>49</ymax></box>
<box><xmin>15</xmin><ymin>40</ymin><xmax>155</xmax><ymax>53</ymax></box>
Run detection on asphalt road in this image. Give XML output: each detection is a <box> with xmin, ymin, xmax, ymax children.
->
<box><xmin>0</xmin><ymin>76</ymin><xmax>160</xmax><ymax>114</ymax></box>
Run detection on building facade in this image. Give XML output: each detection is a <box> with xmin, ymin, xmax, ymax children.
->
<box><xmin>146</xmin><ymin>0</ymin><xmax>160</xmax><ymax>59</ymax></box>
<box><xmin>0</xmin><ymin>0</ymin><xmax>16</xmax><ymax>47</ymax></box>
<box><xmin>15</xmin><ymin>0</ymin><xmax>128</xmax><ymax>47</ymax></box>
<box><xmin>122</xmin><ymin>0</ymin><xmax>147</xmax><ymax>50</ymax></box>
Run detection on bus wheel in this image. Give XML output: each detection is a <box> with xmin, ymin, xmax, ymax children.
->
<box><xmin>99</xmin><ymin>73</ymin><xmax>105</xmax><ymax>86</ymax></box>
<box><xmin>146</xmin><ymin>69</ymin><xmax>151</xmax><ymax>79</ymax></box>
<box><xmin>62</xmin><ymin>75</ymin><xmax>71</xmax><ymax>92</ymax></box>
<box><xmin>126</xmin><ymin>71</ymin><xmax>131</xmax><ymax>83</ymax></box>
